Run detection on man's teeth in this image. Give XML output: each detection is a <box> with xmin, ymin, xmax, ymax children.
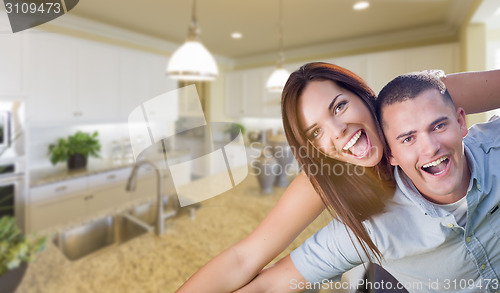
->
<box><xmin>422</xmin><ymin>156</ymin><xmax>448</xmax><ymax>169</ymax></box>
<box><xmin>343</xmin><ymin>130</ymin><xmax>362</xmax><ymax>151</ymax></box>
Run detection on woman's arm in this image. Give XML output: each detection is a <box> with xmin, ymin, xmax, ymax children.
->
<box><xmin>176</xmin><ymin>172</ymin><xmax>325</xmax><ymax>293</ymax></box>
<box><xmin>444</xmin><ymin>69</ymin><xmax>500</xmax><ymax>114</ymax></box>
<box><xmin>234</xmin><ymin>255</ymin><xmax>305</xmax><ymax>293</ymax></box>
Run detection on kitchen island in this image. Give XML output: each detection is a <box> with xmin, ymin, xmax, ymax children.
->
<box><xmin>17</xmin><ymin>173</ymin><xmax>334</xmax><ymax>293</ymax></box>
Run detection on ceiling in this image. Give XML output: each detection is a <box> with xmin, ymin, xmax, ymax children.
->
<box><xmin>69</xmin><ymin>0</ymin><xmax>477</xmax><ymax>59</ymax></box>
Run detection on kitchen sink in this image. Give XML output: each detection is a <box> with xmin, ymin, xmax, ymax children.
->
<box><xmin>53</xmin><ymin>213</ymin><xmax>151</xmax><ymax>261</ymax></box>
<box><xmin>127</xmin><ymin>198</ymin><xmax>197</xmax><ymax>227</ymax></box>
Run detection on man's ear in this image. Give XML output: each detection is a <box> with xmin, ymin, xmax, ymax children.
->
<box><xmin>456</xmin><ymin>107</ymin><xmax>468</xmax><ymax>138</ymax></box>
<box><xmin>389</xmin><ymin>154</ymin><xmax>398</xmax><ymax>166</ymax></box>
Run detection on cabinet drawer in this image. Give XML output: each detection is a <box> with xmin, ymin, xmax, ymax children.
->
<box><xmin>89</xmin><ymin>167</ymin><xmax>132</xmax><ymax>190</ymax></box>
<box><xmin>31</xmin><ymin>177</ymin><xmax>89</xmax><ymax>204</ymax></box>
<box><xmin>31</xmin><ymin>194</ymin><xmax>87</xmax><ymax>232</ymax></box>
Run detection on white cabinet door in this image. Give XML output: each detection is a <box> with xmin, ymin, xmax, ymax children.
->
<box><xmin>0</xmin><ymin>30</ymin><xmax>23</xmax><ymax>94</ymax></box>
<box><xmin>225</xmin><ymin>71</ymin><xmax>244</xmax><ymax>117</ymax></box>
<box><xmin>87</xmin><ymin>168</ymin><xmax>132</xmax><ymax>213</ymax></box>
<box><xmin>118</xmin><ymin>48</ymin><xmax>152</xmax><ymax>123</ymax></box>
<box><xmin>330</xmin><ymin>55</ymin><xmax>367</xmax><ymax>81</ymax></box>
<box><xmin>242</xmin><ymin>69</ymin><xmax>264</xmax><ymax>117</ymax></box>
<box><xmin>26</xmin><ymin>32</ymin><xmax>77</xmax><ymax>124</ymax></box>
<box><xmin>76</xmin><ymin>40</ymin><xmax>120</xmax><ymax>122</ymax></box>
<box><xmin>128</xmin><ymin>173</ymin><xmax>157</xmax><ymax>202</ymax></box>
<box><xmin>30</xmin><ymin>194</ymin><xmax>88</xmax><ymax>232</ymax></box>
<box><xmin>29</xmin><ymin>176</ymin><xmax>89</xmax><ymax>232</ymax></box>
<box><xmin>261</xmin><ymin>67</ymin><xmax>282</xmax><ymax>118</ymax></box>
<box><xmin>226</xmin><ymin>68</ymin><xmax>262</xmax><ymax>118</ymax></box>
<box><xmin>404</xmin><ymin>44</ymin><xmax>458</xmax><ymax>74</ymax></box>
<box><xmin>87</xmin><ymin>187</ymin><xmax>129</xmax><ymax>214</ymax></box>
<box><xmin>366</xmin><ymin>50</ymin><xmax>407</xmax><ymax>94</ymax></box>
<box><xmin>146</xmin><ymin>54</ymin><xmax>177</xmax><ymax>98</ymax></box>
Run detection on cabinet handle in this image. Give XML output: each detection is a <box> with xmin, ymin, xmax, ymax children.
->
<box><xmin>107</xmin><ymin>174</ymin><xmax>116</xmax><ymax>180</ymax></box>
<box><xmin>55</xmin><ymin>186</ymin><xmax>67</xmax><ymax>192</ymax></box>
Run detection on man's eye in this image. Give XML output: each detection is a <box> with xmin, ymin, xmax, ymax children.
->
<box><xmin>434</xmin><ymin>123</ymin><xmax>446</xmax><ymax>131</ymax></box>
<box><xmin>334</xmin><ymin>101</ymin><xmax>347</xmax><ymax>114</ymax></box>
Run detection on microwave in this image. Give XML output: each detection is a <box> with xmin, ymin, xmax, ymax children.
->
<box><xmin>0</xmin><ymin>110</ymin><xmax>11</xmax><ymax>150</ymax></box>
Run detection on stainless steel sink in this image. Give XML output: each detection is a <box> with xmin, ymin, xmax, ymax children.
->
<box><xmin>127</xmin><ymin>201</ymin><xmax>175</xmax><ymax>226</ymax></box>
<box><xmin>53</xmin><ymin>214</ymin><xmax>151</xmax><ymax>261</ymax></box>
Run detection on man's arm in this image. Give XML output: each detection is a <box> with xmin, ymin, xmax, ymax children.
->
<box><xmin>176</xmin><ymin>172</ymin><xmax>325</xmax><ymax>293</ymax></box>
<box><xmin>235</xmin><ymin>219</ymin><xmax>366</xmax><ymax>292</ymax></box>
<box><xmin>444</xmin><ymin>69</ymin><xmax>500</xmax><ymax>114</ymax></box>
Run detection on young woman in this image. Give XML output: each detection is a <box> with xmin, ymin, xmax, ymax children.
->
<box><xmin>176</xmin><ymin>63</ymin><xmax>500</xmax><ymax>292</ymax></box>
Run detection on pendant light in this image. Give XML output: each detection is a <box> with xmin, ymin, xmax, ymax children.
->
<box><xmin>266</xmin><ymin>0</ymin><xmax>290</xmax><ymax>93</ymax></box>
<box><xmin>167</xmin><ymin>0</ymin><xmax>218</xmax><ymax>81</ymax></box>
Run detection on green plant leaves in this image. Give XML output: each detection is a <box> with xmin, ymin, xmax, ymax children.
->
<box><xmin>48</xmin><ymin>130</ymin><xmax>102</xmax><ymax>165</ymax></box>
<box><xmin>0</xmin><ymin>216</ymin><xmax>47</xmax><ymax>276</ymax></box>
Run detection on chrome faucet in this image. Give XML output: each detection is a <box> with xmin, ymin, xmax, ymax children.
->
<box><xmin>126</xmin><ymin>159</ymin><xmax>176</xmax><ymax>235</ymax></box>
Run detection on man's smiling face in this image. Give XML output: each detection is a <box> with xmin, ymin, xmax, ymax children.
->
<box><xmin>381</xmin><ymin>89</ymin><xmax>470</xmax><ymax>204</ymax></box>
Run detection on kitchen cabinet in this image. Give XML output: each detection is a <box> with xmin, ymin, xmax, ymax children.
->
<box><xmin>25</xmin><ymin>30</ymin><xmax>174</xmax><ymax>126</ymax></box>
<box><xmin>31</xmin><ymin>194</ymin><xmax>89</xmax><ymax>232</ymax></box>
<box><xmin>366</xmin><ymin>43</ymin><xmax>459</xmax><ymax>94</ymax></box>
<box><xmin>226</xmin><ymin>68</ymin><xmax>269</xmax><ymax>117</ymax></box>
<box><xmin>225</xmin><ymin>71</ymin><xmax>244</xmax><ymax>117</ymax></box>
<box><xmin>118</xmin><ymin>49</ymin><xmax>176</xmax><ymax>122</ymax></box>
<box><xmin>329</xmin><ymin>55</ymin><xmax>366</xmax><ymax>80</ymax></box>
<box><xmin>30</xmin><ymin>177</ymin><xmax>90</xmax><ymax>231</ymax></box>
<box><xmin>225</xmin><ymin>67</ymin><xmax>284</xmax><ymax>118</ymax></box>
<box><xmin>0</xmin><ymin>28</ymin><xmax>23</xmax><ymax>95</ymax></box>
<box><xmin>366</xmin><ymin>50</ymin><xmax>407</xmax><ymax>94</ymax></box>
<box><xmin>404</xmin><ymin>44</ymin><xmax>458</xmax><ymax>75</ymax></box>
<box><xmin>261</xmin><ymin>67</ymin><xmax>284</xmax><ymax>118</ymax></box>
<box><xmin>225</xmin><ymin>43</ymin><xmax>459</xmax><ymax>118</ymax></box>
<box><xmin>86</xmin><ymin>168</ymin><xmax>132</xmax><ymax>213</ymax></box>
<box><xmin>25</xmin><ymin>32</ymin><xmax>78</xmax><ymax>124</ymax></box>
<box><xmin>25</xmin><ymin>32</ymin><xmax>121</xmax><ymax>124</ymax></box>
<box><xmin>28</xmin><ymin>162</ymin><xmax>182</xmax><ymax>232</ymax></box>
<box><xmin>75</xmin><ymin>40</ymin><xmax>120</xmax><ymax>122</ymax></box>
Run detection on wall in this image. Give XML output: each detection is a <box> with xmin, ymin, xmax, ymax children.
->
<box><xmin>28</xmin><ymin>123</ymin><xmax>131</xmax><ymax>170</ymax></box>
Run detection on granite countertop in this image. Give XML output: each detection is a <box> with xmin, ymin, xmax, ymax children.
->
<box><xmin>16</xmin><ymin>173</ymin><xmax>334</xmax><ymax>293</ymax></box>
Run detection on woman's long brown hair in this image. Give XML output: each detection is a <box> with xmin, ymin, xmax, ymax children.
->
<box><xmin>282</xmin><ymin>62</ymin><xmax>395</xmax><ymax>262</ymax></box>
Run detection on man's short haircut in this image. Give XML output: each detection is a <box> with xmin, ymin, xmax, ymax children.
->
<box><xmin>376</xmin><ymin>73</ymin><xmax>454</xmax><ymax>128</ymax></box>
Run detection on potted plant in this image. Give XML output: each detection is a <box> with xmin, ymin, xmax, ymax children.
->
<box><xmin>225</xmin><ymin>123</ymin><xmax>246</xmax><ymax>140</ymax></box>
<box><xmin>48</xmin><ymin>130</ymin><xmax>102</xmax><ymax>170</ymax></box>
<box><xmin>0</xmin><ymin>216</ymin><xmax>46</xmax><ymax>293</ymax></box>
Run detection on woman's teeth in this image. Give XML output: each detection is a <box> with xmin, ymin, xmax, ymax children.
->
<box><xmin>422</xmin><ymin>156</ymin><xmax>448</xmax><ymax>169</ymax></box>
<box><xmin>343</xmin><ymin>130</ymin><xmax>362</xmax><ymax>151</ymax></box>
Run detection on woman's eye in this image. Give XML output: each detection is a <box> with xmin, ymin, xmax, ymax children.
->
<box><xmin>334</xmin><ymin>101</ymin><xmax>347</xmax><ymax>114</ymax></box>
<box><xmin>402</xmin><ymin>137</ymin><xmax>413</xmax><ymax>144</ymax></box>
<box><xmin>312</xmin><ymin>128</ymin><xmax>321</xmax><ymax>139</ymax></box>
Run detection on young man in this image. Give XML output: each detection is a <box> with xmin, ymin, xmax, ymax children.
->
<box><xmin>235</xmin><ymin>73</ymin><xmax>500</xmax><ymax>292</ymax></box>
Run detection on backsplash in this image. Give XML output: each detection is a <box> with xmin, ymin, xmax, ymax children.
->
<box><xmin>28</xmin><ymin>123</ymin><xmax>141</xmax><ymax>169</ymax></box>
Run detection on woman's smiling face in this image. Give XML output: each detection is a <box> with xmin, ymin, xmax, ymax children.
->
<box><xmin>297</xmin><ymin>80</ymin><xmax>384</xmax><ymax>167</ymax></box>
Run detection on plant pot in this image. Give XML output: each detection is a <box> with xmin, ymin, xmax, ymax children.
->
<box><xmin>252</xmin><ymin>147</ymin><xmax>280</xmax><ymax>194</ymax></box>
<box><xmin>0</xmin><ymin>263</ymin><xmax>28</xmax><ymax>293</ymax></box>
<box><xmin>67</xmin><ymin>153</ymin><xmax>87</xmax><ymax>170</ymax></box>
